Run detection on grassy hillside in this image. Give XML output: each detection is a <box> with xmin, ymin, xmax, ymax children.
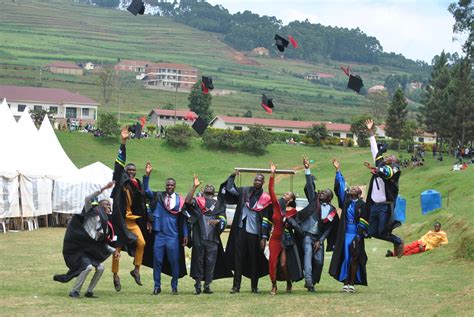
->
<box><xmin>0</xmin><ymin>132</ymin><xmax>472</xmax><ymax>315</ymax></box>
<box><xmin>0</xmin><ymin>0</ymin><xmax>419</xmax><ymax>123</ymax></box>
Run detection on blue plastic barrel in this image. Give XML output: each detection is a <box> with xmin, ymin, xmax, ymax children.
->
<box><xmin>420</xmin><ymin>189</ymin><xmax>442</xmax><ymax>215</ymax></box>
<box><xmin>394</xmin><ymin>196</ymin><xmax>406</xmax><ymax>223</ymax></box>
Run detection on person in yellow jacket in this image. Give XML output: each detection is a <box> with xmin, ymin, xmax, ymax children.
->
<box><xmin>386</xmin><ymin>222</ymin><xmax>448</xmax><ymax>257</ymax></box>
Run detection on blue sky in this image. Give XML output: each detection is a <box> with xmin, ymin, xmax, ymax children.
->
<box><xmin>207</xmin><ymin>0</ymin><xmax>468</xmax><ymax>63</ymax></box>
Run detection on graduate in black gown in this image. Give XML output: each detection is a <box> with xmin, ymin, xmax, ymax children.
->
<box><xmin>185</xmin><ymin>175</ymin><xmax>232</xmax><ymax>295</ymax></box>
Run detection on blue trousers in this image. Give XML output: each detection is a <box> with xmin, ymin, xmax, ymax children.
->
<box><xmin>369</xmin><ymin>203</ymin><xmax>402</xmax><ymax>245</ymax></box>
<box><xmin>303</xmin><ymin>235</ymin><xmax>324</xmax><ymax>285</ymax></box>
<box><xmin>153</xmin><ymin>233</ymin><xmax>180</xmax><ymax>289</ymax></box>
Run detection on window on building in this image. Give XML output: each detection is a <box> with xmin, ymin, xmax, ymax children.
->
<box><xmin>418</xmin><ymin>137</ymin><xmax>424</xmax><ymax>142</ymax></box>
<box><xmin>299</xmin><ymin>130</ymin><xmax>307</xmax><ymax>134</ymax></box>
<box><xmin>34</xmin><ymin>105</ymin><xmax>43</xmax><ymax>111</ymax></box>
<box><xmin>82</xmin><ymin>108</ymin><xmax>90</xmax><ymax>116</ymax></box>
<box><xmin>284</xmin><ymin>129</ymin><xmax>293</xmax><ymax>133</ymax></box>
<box><xmin>234</xmin><ymin>126</ymin><xmax>243</xmax><ymax>131</ymax></box>
<box><xmin>18</xmin><ymin>104</ymin><xmax>26</xmax><ymax>112</ymax></box>
<box><xmin>49</xmin><ymin>106</ymin><xmax>58</xmax><ymax>114</ymax></box>
<box><xmin>65</xmin><ymin>107</ymin><xmax>77</xmax><ymax>119</ymax></box>
<box><xmin>266</xmin><ymin>128</ymin><xmax>272</xmax><ymax>131</ymax></box>
<box><xmin>333</xmin><ymin>132</ymin><xmax>341</xmax><ymax>137</ymax></box>
<box><xmin>347</xmin><ymin>133</ymin><xmax>353</xmax><ymax>138</ymax></box>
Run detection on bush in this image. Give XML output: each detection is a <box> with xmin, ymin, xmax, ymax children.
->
<box><xmin>97</xmin><ymin>113</ymin><xmax>120</xmax><ymax>136</ymax></box>
<box><xmin>307</xmin><ymin>124</ymin><xmax>329</xmax><ymax>146</ymax></box>
<box><xmin>165</xmin><ymin>124</ymin><xmax>194</xmax><ymax>148</ymax></box>
<box><xmin>202</xmin><ymin>126</ymin><xmax>273</xmax><ymax>154</ymax></box>
<box><xmin>202</xmin><ymin>128</ymin><xmax>241</xmax><ymax>151</ymax></box>
<box><xmin>271</xmin><ymin>132</ymin><xmax>304</xmax><ymax>143</ymax></box>
<box><xmin>241</xmin><ymin>125</ymin><xmax>273</xmax><ymax>154</ymax></box>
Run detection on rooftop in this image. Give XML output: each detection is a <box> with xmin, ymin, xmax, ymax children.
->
<box><xmin>0</xmin><ymin>85</ymin><xmax>99</xmax><ymax>105</ymax></box>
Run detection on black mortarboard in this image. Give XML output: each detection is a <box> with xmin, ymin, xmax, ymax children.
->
<box><xmin>347</xmin><ymin>74</ymin><xmax>363</xmax><ymax>93</ymax></box>
<box><xmin>274</xmin><ymin>34</ymin><xmax>289</xmax><ymax>52</ymax></box>
<box><xmin>261</xmin><ymin>94</ymin><xmax>274</xmax><ymax>114</ymax></box>
<box><xmin>127</xmin><ymin>0</ymin><xmax>145</xmax><ymax>16</ymax></box>
<box><xmin>201</xmin><ymin>76</ymin><xmax>214</xmax><ymax>94</ymax></box>
<box><xmin>192</xmin><ymin>116</ymin><xmax>208</xmax><ymax>135</ymax></box>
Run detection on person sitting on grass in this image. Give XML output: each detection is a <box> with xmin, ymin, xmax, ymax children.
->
<box><xmin>386</xmin><ymin>222</ymin><xmax>448</xmax><ymax>257</ymax></box>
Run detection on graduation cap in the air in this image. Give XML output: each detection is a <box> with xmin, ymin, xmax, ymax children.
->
<box><xmin>274</xmin><ymin>34</ymin><xmax>290</xmax><ymax>52</ymax></box>
<box><xmin>127</xmin><ymin>0</ymin><xmax>145</xmax><ymax>16</ymax></box>
<box><xmin>261</xmin><ymin>94</ymin><xmax>274</xmax><ymax>114</ymax></box>
<box><xmin>201</xmin><ymin>76</ymin><xmax>214</xmax><ymax>94</ymax></box>
<box><xmin>340</xmin><ymin>65</ymin><xmax>364</xmax><ymax>93</ymax></box>
<box><xmin>192</xmin><ymin>116</ymin><xmax>209</xmax><ymax>136</ymax></box>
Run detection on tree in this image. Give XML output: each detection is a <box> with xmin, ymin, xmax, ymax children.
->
<box><xmin>385</xmin><ymin>89</ymin><xmax>408</xmax><ymax>151</ymax></box>
<box><xmin>307</xmin><ymin>124</ymin><xmax>329</xmax><ymax>146</ymax></box>
<box><xmin>188</xmin><ymin>80</ymin><xmax>213</xmax><ymax>122</ymax></box>
<box><xmin>448</xmin><ymin>0</ymin><xmax>473</xmax><ymax>58</ymax></box>
<box><xmin>419</xmin><ymin>52</ymin><xmax>452</xmax><ymax>150</ymax></box>
<box><xmin>29</xmin><ymin>108</ymin><xmax>53</xmax><ymax>129</ymax></box>
<box><xmin>243</xmin><ymin>110</ymin><xmax>252</xmax><ymax>117</ymax></box>
<box><xmin>449</xmin><ymin>57</ymin><xmax>474</xmax><ymax>146</ymax></box>
<box><xmin>350</xmin><ymin>115</ymin><xmax>373</xmax><ymax>147</ymax></box>
<box><xmin>97</xmin><ymin>66</ymin><xmax>117</xmax><ymax>106</ymax></box>
<box><xmin>97</xmin><ymin>113</ymin><xmax>119</xmax><ymax>136</ymax></box>
<box><xmin>165</xmin><ymin>123</ymin><xmax>194</xmax><ymax>148</ymax></box>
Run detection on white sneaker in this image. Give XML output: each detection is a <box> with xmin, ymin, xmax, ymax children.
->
<box><xmin>348</xmin><ymin>285</ymin><xmax>355</xmax><ymax>293</ymax></box>
<box><xmin>342</xmin><ymin>285</ymin><xmax>349</xmax><ymax>292</ymax></box>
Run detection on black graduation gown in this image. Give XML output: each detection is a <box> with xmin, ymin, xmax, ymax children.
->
<box><xmin>328</xmin><ymin>196</ymin><xmax>368</xmax><ymax>286</ymax></box>
<box><xmin>220</xmin><ymin>175</ymin><xmax>272</xmax><ymax>279</ymax></box>
<box><xmin>187</xmin><ymin>196</ymin><xmax>233</xmax><ymax>280</ymax></box>
<box><xmin>53</xmin><ymin>207</ymin><xmax>112</xmax><ymax>283</ymax></box>
<box><xmin>366</xmin><ymin>151</ymin><xmax>402</xmax><ymax>235</ymax></box>
<box><xmin>280</xmin><ymin>214</ymin><xmax>304</xmax><ymax>282</ymax></box>
<box><xmin>141</xmin><ymin>191</ymin><xmax>187</xmax><ymax>278</ymax></box>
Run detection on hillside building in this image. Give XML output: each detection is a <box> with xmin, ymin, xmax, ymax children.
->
<box><xmin>144</xmin><ymin>63</ymin><xmax>198</xmax><ymax>91</ymax></box>
<box><xmin>149</xmin><ymin>108</ymin><xmax>197</xmax><ymax>127</ymax></box>
<box><xmin>114</xmin><ymin>59</ymin><xmax>151</xmax><ymax>73</ymax></box>
<box><xmin>44</xmin><ymin>62</ymin><xmax>83</xmax><ymax>76</ymax></box>
<box><xmin>0</xmin><ymin>85</ymin><xmax>99</xmax><ymax>124</ymax></box>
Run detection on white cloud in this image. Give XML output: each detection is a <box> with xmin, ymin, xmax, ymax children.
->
<box><xmin>207</xmin><ymin>0</ymin><xmax>468</xmax><ymax>63</ymax></box>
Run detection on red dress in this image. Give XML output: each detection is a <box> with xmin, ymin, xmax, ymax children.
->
<box><xmin>268</xmin><ymin>176</ymin><xmax>296</xmax><ymax>282</ymax></box>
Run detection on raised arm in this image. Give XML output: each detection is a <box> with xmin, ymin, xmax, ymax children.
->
<box><xmin>332</xmin><ymin>159</ymin><xmax>346</xmax><ymax>208</ymax></box>
<box><xmin>269</xmin><ymin>162</ymin><xmax>278</xmax><ymax>205</ymax></box>
<box><xmin>112</xmin><ymin>127</ymin><xmax>129</xmax><ymax>183</ymax></box>
<box><xmin>143</xmin><ymin>162</ymin><xmax>153</xmax><ymax>199</ymax></box>
<box><xmin>365</xmin><ymin>119</ymin><xmax>378</xmax><ymax>162</ymax></box>
<box><xmin>185</xmin><ymin>175</ymin><xmax>201</xmax><ymax>205</ymax></box>
<box><xmin>84</xmin><ymin>181</ymin><xmax>115</xmax><ymax>212</ymax></box>
<box><xmin>303</xmin><ymin>156</ymin><xmax>316</xmax><ymax>202</ymax></box>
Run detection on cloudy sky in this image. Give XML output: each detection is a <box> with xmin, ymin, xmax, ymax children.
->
<box><xmin>207</xmin><ymin>0</ymin><xmax>468</xmax><ymax>63</ymax></box>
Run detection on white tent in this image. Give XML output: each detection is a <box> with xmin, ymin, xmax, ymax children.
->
<box><xmin>38</xmin><ymin>116</ymin><xmax>78</xmax><ymax>178</ymax></box>
<box><xmin>52</xmin><ymin>161</ymin><xmax>113</xmax><ymax>214</ymax></box>
<box><xmin>0</xmin><ymin>99</ymin><xmax>21</xmax><ymax>218</ymax></box>
<box><xmin>16</xmin><ymin>111</ymin><xmax>53</xmax><ymax>217</ymax></box>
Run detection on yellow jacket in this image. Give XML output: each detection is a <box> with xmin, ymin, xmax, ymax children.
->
<box><xmin>420</xmin><ymin>230</ymin><xmax>448</xmax><ymax>251</ymax></box>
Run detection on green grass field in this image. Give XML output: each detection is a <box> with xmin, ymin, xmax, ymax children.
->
<box><xmin>1</xmin><ymin>132</ymin><xmax>473</xmax><ymax>315</ymax></box>
<box><xmin>0</xmin><ymin>0</ymin><xmax>422</xmax><ymax>123</ymax></box>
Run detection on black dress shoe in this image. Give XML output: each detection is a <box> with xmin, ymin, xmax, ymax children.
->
<box><xmin>113</xmin><ymin>276</ymin><xmax>121</xmax><ymax>292</ymax></box>
<box><xmin>130</xmin><ymin>270</ymin><xmax>142</xmax><ymax>286</ymax></box>
<box><xmin>229</xmin><ymin>287</ymin><xmax>240</xmax><ymax>294</ymax></box>
<box><xmin>172</xmin><ymin>288</ymin><xmax>178</xmax><ymax>295</ymax></box>
<box><xmin>203</xmin><ymin>286</ymin><xmax>213</xmax><ymax>294</ymax></box>
<box><xmin>194</xmin><ymin>286</ymin><xmax>202</xmax><ymax>295</ymax></box>
<box><xmin>386</xmin><ymin>250</ymin><xmax>394</xmax><ymax>257</ymax></box>
<box><xmin>84</xmin><ymin>292</ymin><xmax>98</xmax><ymax>298</ymax></box>
<box><xmin>251</xmin><ymin>288</ymin><xmax>260</xmax><ymax>294</ymax></box>
<box><xmin>307</xmin><ymin>286</ymin><xmax>315</xmax><ymax>293</ymax></box>
<box><xmin>152</xmin><ymin>287</ymin><xmax>161</xmax><ymax>295</ymax></box>
<box><xmin>69</xmin><ymin>291</ymin><xmax>80</xmax><ymax>298</ymax></box>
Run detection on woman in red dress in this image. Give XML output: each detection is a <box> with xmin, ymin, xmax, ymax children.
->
<box><xmin>268</xmin><ymin>162</ymin><xmax>297</xmax><ymax>295</ymax></box>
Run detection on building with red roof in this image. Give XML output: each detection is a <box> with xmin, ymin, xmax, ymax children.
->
<box><xmin>44</xmin><ymin>61</ymin><xmax>83</xmax><ymax>75</ymax></box>
<box><xmin>149</xmin><ymin>108</ymin><xmax>197</xmax><ymax>127</ymax></box>
<box><xmin>0</xmin><ymin>85</ymin><xmax>99</xmax><ymax>123</ymax></box>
